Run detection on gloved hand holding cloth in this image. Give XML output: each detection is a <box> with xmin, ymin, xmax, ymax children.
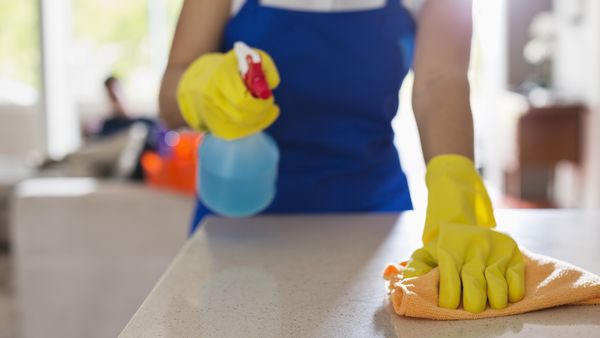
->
<box><xmin>384</xmin><ymin>155</ymin><xmax>600</xmax><ymax>319</ymax></box>
<box><xmin>400</xmin><ymin>155</ymin><xmax>525</xmax><ymax>313</ymax></box>
<box><xmin>176</xmin><ymin>48</ymin><xmax>280</xmax><ymax>140</ymax></box>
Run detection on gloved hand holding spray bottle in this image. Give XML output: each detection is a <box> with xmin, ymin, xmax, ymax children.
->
<box><xmin>177</xmin><ymin>42</ymin><xmax>280</xmax><ymax>217</ymax></box>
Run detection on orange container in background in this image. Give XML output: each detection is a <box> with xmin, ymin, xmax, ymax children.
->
<box><xmin>141</xmin><ymin>131</ymin><xmax>202</xmax><ymax>196</ymax></box>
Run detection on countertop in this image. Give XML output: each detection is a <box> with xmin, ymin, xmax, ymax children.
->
<box><xmin>120</xmin><ymin>210</ymin><xmax>600</xmax><ymax>337</ymax></box>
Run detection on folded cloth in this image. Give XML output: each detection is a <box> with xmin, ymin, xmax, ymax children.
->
<box><xmin>383</xmin><ymin>250</ymin><xmax>600</xmax><ymax>320</ymax></box>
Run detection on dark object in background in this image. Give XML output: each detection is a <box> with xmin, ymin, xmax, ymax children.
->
<box><xmin>98</xmin><ymin>115</ymin><xmax>155</xmax><ymax>138</ymax></box>
<box><xmin>505</xmin><ymin>104</ymin><xmax>585</xmax><ymax>207</ymax></box>
<box><xmin>96</xmin><ymin>75</ymin><xmax>161</xmax><ymax>180</ymax></box>
<box><xmin>96</xmin><ymin>76</ymin><xmax>156</xmax><ymax>139</ymax></box>
<box><xmin>125</xmin><ymin>120</ymin><xmax>161</xmax><ymax>181</ymax></box>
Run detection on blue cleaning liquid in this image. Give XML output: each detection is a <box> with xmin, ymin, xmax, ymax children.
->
<box><xmin>198</xmin><ymin>132</ymin><xmax>279</xmax><ymax>217</ymax></box>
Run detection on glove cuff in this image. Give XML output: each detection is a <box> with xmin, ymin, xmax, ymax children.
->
<box><xmin>426</xmin><ymin>154</ymin><xmax>476</xmax><ymax>180</ymax></box>
<box><xmin>423</xmin><ymin>154</ymin><xmax>496</xmax><ymax>243</ymax></box>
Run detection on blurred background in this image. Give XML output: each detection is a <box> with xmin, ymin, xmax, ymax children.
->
<box><xmin>0</xmin><ymin>0</ymin><xmax>599</xmax><ymax>337</ymax></box>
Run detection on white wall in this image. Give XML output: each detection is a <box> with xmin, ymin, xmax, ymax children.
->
<box><xmin>39</xmin><ymin>0</ymin><xmax>80</xmax><ymax>159</ymax></box>
<box><xmin>506</xmin><ymin>0</ymin><xmax>552</xmax><ymax>88</ymax></box>
<box><xmin>553</xmin><ymin>0</ymin><xmax>600</xmax><ymax>208</ymax></box>
<box><xmin>472</xmin><ymin>0</ymin><xmax>510</xmax><ymax>193</ymax></box>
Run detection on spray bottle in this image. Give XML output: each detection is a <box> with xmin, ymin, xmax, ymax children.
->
<box><xmin>198</xmin><ymin>42</ymin><xmax>279</xmax><ymax>217</ymax></box>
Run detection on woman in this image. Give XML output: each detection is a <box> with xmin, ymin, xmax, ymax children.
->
<box><xmin>160</xmin><ymin>0</ymin><xmax>525</xmax><ymax>314</ymax></box>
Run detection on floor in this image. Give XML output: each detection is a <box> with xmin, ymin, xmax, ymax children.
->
<box><xmin>0</xmin><ymin>251</ymin><xmax>17</xmax><ymax>338</ymax></box>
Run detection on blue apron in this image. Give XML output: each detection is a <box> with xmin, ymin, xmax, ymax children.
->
<box><xmin>191</xmin><ymin>0</ymin><xmax>416</xmax><ymax>231</ymax></box>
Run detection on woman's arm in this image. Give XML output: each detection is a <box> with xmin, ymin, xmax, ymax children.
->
<box><xmin>412</xmin><ymin>0</ymin><xmax>474</xmax><ymax>162</ymax></box>
<box><xmin>159</xmin><ymin>0</ymin><xmax>232</xmax><ymax>129</ymax></box>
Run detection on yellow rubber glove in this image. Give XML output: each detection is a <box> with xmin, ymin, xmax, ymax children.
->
<box><xmin>403</xmin><ymin>155</ymin><xmax>525</xmax><ymax>313</ymax></box>
<box><xmin>176</xmin><ymin>49</ymin><xmax>280</xmax><ymax>140</ymax></box>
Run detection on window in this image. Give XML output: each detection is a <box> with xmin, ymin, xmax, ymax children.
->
<box><xmin>70</xmin><ymin>0</ymin><xmax>183</xmax><ymax>115</ymax></box>
<box><xmin>0</xmin><ymin>0</ymin><xmax>40</xmax><ymax>105</ymax></box>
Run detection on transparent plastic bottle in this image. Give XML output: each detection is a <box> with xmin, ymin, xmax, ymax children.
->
<box><xmin>198</xmin><ymin>132</ymin><xmax>279</xmax><ymax>217</ymax></box>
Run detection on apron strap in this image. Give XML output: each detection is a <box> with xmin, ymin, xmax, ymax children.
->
<box><xmin>385</xmin><ymin>0</ymin><xmax>400</xmax><ymax>10</ymax></box>
<box><xmin>248</xmin><ymin>0</ymin><xmax>399</xmax><ymax>10</ymax></box>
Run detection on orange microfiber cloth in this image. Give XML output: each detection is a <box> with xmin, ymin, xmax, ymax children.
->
<box><xmin>383</xmin><ymin>250</ymin><xmax>600</xmax><ymax>320</ymax></box>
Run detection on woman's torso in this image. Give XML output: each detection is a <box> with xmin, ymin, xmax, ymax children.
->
<box><xmin>191</xmin><ymin>0</ymin><xmax>419</xmax><ymax>229</ymax></box>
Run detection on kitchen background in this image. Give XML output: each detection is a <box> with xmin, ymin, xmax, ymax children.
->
<box><xmin>0</xmin><ymin>0</ymin><xmax>598</xmax><ymax>337</ymax></box>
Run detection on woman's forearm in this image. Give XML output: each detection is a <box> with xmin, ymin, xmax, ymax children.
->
<box><xmin>411</xmin><ymin>0</ymin><xmax>474</xmax><ymax>163</ymax></box>
<box><xmin>159</xmin><ymin>67</ymin><xmax>187</xmax><ymax>129</ymax></box>
<box><xmin>413</xmin><ymin>74</ymin><xmax>474</xmax><ymax>162</ymax></box>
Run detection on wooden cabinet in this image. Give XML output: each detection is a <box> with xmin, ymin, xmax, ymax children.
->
<box><xmin>505</xmin><ymin>104</ymin><xmax>585</xmax><ymax>207</ymax></box>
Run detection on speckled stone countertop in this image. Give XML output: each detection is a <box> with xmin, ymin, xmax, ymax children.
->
<box><xmin>120</xmin><ymin>210</ymin><xmax>600</xmax><ymax>337</ymax></box>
